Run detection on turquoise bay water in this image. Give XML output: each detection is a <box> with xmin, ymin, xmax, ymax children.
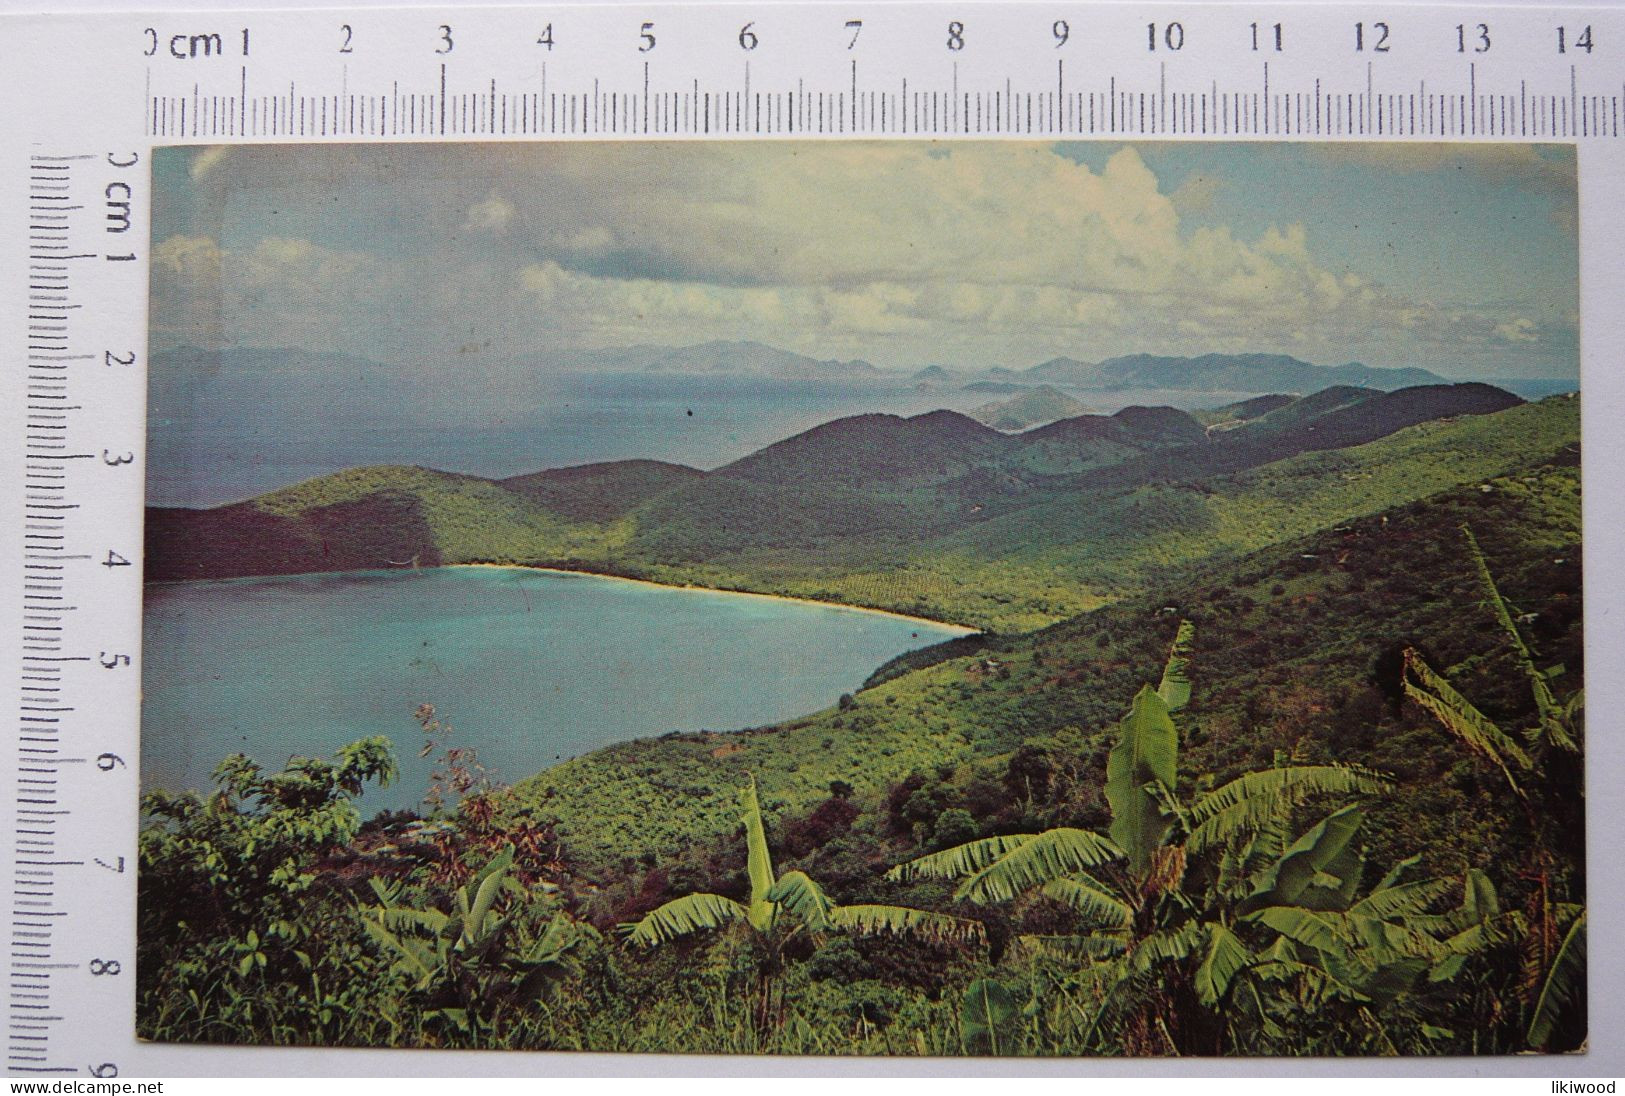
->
<box><xmin>141</xmin><ymin>567</ymin><xmax>969</xmax><ymax>814</ymax></box>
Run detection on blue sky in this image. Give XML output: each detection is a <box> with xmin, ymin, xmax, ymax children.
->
<box><xmin>150</xmin><ymin>141</ymin><xmax>1578</xmax><ymax>380</ymax></box>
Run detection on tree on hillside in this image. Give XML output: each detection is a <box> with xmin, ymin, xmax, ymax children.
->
<box><xmin>137</xmin><ymin>738</ymin><xmax>400</xmax><ymax>1038</ymax></box>
<box><xmin>139</xmin><ymin>737</ymin><xmax>398</xmax><ymax>941</ymax></box>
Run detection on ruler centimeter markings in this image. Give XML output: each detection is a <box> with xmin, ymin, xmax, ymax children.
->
<box><xmin>13</xmin><ymin>153</ymin><xmax>90</xmax><ymax>1078</ymax></box>
<box><xmin>126</xmin><ymin>4</ymin><xmax>1625</xmax><ymax>143</ymax></box>
<box><xmin>144</xmin><ymin>57</ymin><xmax>1625</xmax><ymax>140</ymax></box>
<box><xmin>3</xmin><ymin>1</ymin><xmax>1623</xmax><ymax>1077</ymax></box>
<box><xmin>9</xmin><ymin>141</ymin><xmax>144</xmax><ymax>1077</ymax></box>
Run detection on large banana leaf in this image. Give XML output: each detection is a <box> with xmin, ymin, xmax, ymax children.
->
<box><xmin>1356</xmin><ymin>956</ymin><xmax>1433</xmax><ymax>1006</ymax></box>
<box><xmin>1429</xmin><ymin>910</ymin><xmax>1517</xmax><ymax>983</ymax></box>
<box><xmin>1247</xmin><ymin>906</ymin><xmax>1348</xmax><ymax>958</ymax></box>
<box><xmin>1194</xmin><ymin>924</ymin><xmax>1253</xmax><ymax>1007</ymax></box>
<box><xmin>621</xmin><ymin>892</ymin><xmax>748</xmax><ymax>947</ymax></box>
<box><xmin>960</xmin><ymin>978</ymin><xmax>1020</xmax><ymax>1056</ymax></box>
<box><xmin>1157</xmin><ymin>621</ymin><xmax>1196</xmax><ymax>712</ymax></box>
<box><xmin>1344</xmin><ymin>911</ymin><xmax>1452</xmax><ymax>963</ymax></box>
<box><xmin>956</xmin><ymin>828</ymin><xmax>1122</xmax><ymax>904</ymax></box>
<box><xmin>1251</xmin><ymin>904</ymin><xmax>1444</xmax><ymax>1006</ymax></box>
<box><xmin>1125</xmin><ymin>922</ymin><xmax>1206</xmax><ymax>975</ymax></box>
<box><xmin>366</xmin><ymin>906</ymin><xmax>451</xmax><ymax>936</ymax></box>
<box><xmin>1527</xmin><ymin>909</ymin><xmax>1586</xmax><ymax>1048</ymax></box>
<box><xmin>1461</xmin><ymin>524</ymin><xmax>1568</xmax><ymax>746</ymax></box>
<box><xmin>1349</xmin><ymin>876</ymin><xmax>1457</xmax><ymax>922</ymax></box>
<box><xmin>740</xmin><ymin>776</ymin><xmax>777</xmax><ymax>930</ymax></box>
<box><xmin>1236</xmin><ymin>817</ymin><xmax>1288</xmax><ymax>889</ymax></box>
<box><xmin>766</xmin><ymin>870</ymin><xmax>834</xmax><ymax>931</ymax></box>
<box><xmin>359</xmin><ymin>914</ymin><xmax>445</xmax><ymax>988</ymax></box>
<box><xmin>829</xmin><ymin>904</ymin><xmax>986</xmax><ymax>946</ymax></box>
<box><xmin>886</xmin><ymin>833</ymin><xmax>1038</xmax><ymax>884</ymax></box>
<box><xmin>1403</xmin><ymin>648</ymin><xmax>1533</xmax><ymax>790</ymax></box>
<box><xmin>1040</xmin><ymin>876</ymin><xmax>1133</xmax><ymax>929</ymax></box>
<box><xmin>1464</xmin><ymin>867</ymin><xmax>1501</xmax><ymax>921</ymax></box>
<box><xmin>469</xmin><ymin>843</ymin><xmax>515</xmax><ymax>894</ymax></box>
<box><xmin>1242</xmin><ymin>804</ymin><xmax>1366</xmax><ymax>911</ymax></box>
<box><xmin>1187</xmin><ymin>765</ymin><xmax>1391</xmax><ymax>853</ymax></box>
<box><xmin>1294</xmin><ymin>839</ymin><xmax>1366</xmax><ymax>912</ymax></box>
<box><xmin>1249</xmin><ymin>955</ymin><xmax>1369</xmax><ymax>1006</ymax></box>
<box><xmin>1106</xmin><ymin>685</ymin><xmax>1178</xmax><ymax>875</ymax></box>
<box><xmin>1410</xmin><ymin>869</ymin><xmax>1504</xmax><ymax>937</ymax></box>
<box><xmin>460</xmin><ymin>858</ymin><xmax>511</xmax><ymax>949</ymax></box>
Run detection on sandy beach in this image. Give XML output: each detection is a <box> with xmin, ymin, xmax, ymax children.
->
<box><xmin>450</xmin><ymin>562</ymin><xmax>981</xmax><ymax>636</ymax></box>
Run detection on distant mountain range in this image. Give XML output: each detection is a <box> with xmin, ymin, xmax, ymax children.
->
<box><xmin>155</xmin><ymin>342</ymin><xmax>1556</xmax><ymax>391</ymax></box>
<box><xmin>514</xmin><ymin>340</ymin><xmax>883</xmax><ymax>381</ymax></box>
<box><xmin>1023</xmin><ymin>353</ymin><xmax>1451</xmax><ymax>392</ymax></box>
<box><xmin>142</xmin><ymin>380</ymin><xmax>1579</xmax><ymax>631</ymax></box>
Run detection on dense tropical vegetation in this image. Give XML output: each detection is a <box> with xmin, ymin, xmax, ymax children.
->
<box><xmin>138</xmin><ymin>387</ymin><xmax>1584</xmax><ymax>1055</ymax></box>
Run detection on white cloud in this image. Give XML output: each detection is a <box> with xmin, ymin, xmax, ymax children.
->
<box><xmin>188</xmin><ymin>146</ymin><xmax>230</xmax><ymax>181</ymax></box>
<box><xmin>1494</xmin><ymin>317</ymin><xmax>1541</xmax><ymax>344</ymax></box>
<box><xmin>463</xmin><ymin>192</ymin><xmax>516</xmax><ymax>234</ymax></box>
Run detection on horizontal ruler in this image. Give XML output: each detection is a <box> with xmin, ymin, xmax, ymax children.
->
<box><xmin>146</xmin><ymin>61</ymin><xmax>1621</xmax><ymax>139</ymax></box>
<box><xmin>119</xmin><ymin>3</ymin><xmax>1625</xmax><ymax>141</ymax></box>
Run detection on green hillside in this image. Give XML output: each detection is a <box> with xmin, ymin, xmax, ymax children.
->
<box><xmin>147</xmin><ymin>465</ymin><xmax>620</xmax><ymax>581</ymax></box>
<box><xmin>144</xmin><ymin>386</ymin><xmax>1558</xmax><ymax>634</ymax></box>
<box><xmin>501</xmin><ymin>459</ymin><xmax>703</xmax><ymax>523</ymax></box>
<box><xmin>933</xmin><ymin>396</ymin><xmax>1573</xmax><ymax>616</ymax></box>
<box><xmin>505</xmin><ymin>447</ymin><xmax>1581</xmax><ymax>883</ymax></box>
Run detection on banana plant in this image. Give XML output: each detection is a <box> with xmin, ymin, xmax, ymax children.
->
<box><xmin>888</xmin><ymin>622</ymin><xmax>1480</xmax><ymax>1054</ymax></box>
<box><xmin>1402</xmin><ymin>525</ymin><xmax>1580</xmax><ymax>796</ymax></box>
<box><xmin>621</xmin><ymin>776</ymin><xmax>985</xmax><ymax>949</ymax></box>
<box><xmin>359</xmin><ymin>844</ymin><xmax>599</xmax><ymax>1040</ymax></box>
<box><xmin>1402</xmin><ymin>524</ymin><xmax>1585</xmax><ymax>1050</ymax></box>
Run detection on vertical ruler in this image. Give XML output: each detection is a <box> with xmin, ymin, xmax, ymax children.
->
<box><xmin>8</xmin><ymin>148</ymin><xmax>145</xmax><ymax>1076</ymax></box>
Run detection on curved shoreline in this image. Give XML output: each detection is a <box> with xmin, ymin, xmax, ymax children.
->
<box><xmin>449</xmin><ymin>562</ymin><xmax>981</xmax><ymax>635</ymax></box>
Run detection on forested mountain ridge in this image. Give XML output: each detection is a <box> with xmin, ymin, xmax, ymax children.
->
<box><xmin>144</xmin><ymin>384</ymin><xmax>1555</xmax><ymax>631</ymax></box>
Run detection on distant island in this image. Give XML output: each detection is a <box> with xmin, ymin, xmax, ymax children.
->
<box><xmin>970</xmin><ymin>384</ymin><xmax>1096</xmax><ymax>430</ymax></box>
